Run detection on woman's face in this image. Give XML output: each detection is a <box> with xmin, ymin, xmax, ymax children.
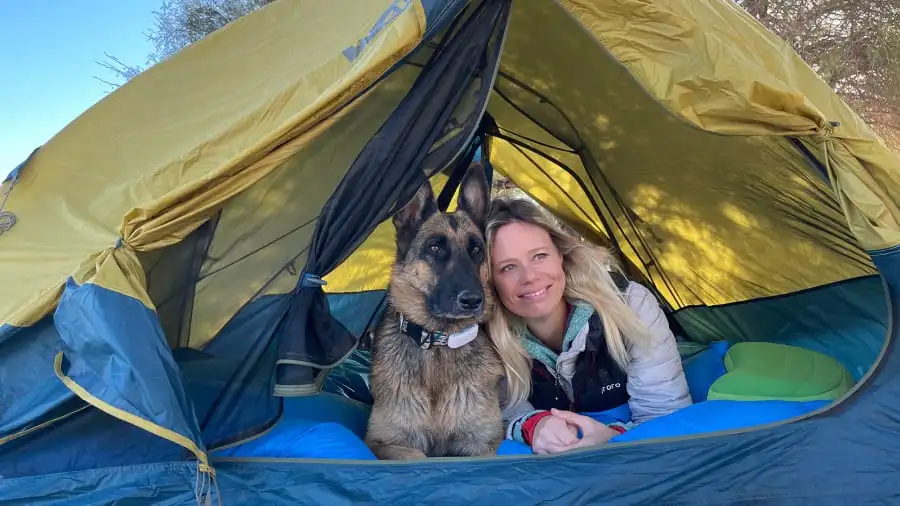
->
<box><xmin>490</xmin><ymin>221</ymin><xmax>566</xmax><ymax>321</ymax></box>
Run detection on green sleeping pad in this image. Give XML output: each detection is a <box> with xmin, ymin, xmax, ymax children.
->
<box><xmin>707</xmin><ymin>342</ymin><xmax>855</xmax><ymax>402</ymax></box>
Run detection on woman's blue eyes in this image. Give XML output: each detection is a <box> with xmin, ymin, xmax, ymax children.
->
<box><xmin>499</xmin><ymin>253</ymin><xmax>548</xmax><ymax>273</ymax></box>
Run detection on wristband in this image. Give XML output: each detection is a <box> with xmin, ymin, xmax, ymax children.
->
<box><xmin>521</xmin><ymin>411</ymin><xmax>553</xmax><ymax>445</ymax></box>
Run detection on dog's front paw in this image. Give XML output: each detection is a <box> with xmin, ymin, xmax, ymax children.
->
<box><xmin>445</xmin><ymin>435</ymin><xmax>502</xmax><ymax>457</ymax></box>
<box><xmin>369</xmin><ymin>443</ymin><xmax>428</xmax><ymax>461</ymax></box>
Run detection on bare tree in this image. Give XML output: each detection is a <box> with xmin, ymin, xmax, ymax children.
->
<box><xmin>96</xmin><ymin>0</ymin><xmax>274</xmax><ymax>88</ymax></box>
<box><xmin>735</xmin><ymin>0</ymin><xmax>900</xmax><ymax>149</ymax></box>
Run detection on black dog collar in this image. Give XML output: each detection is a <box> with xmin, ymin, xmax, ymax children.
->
<box><xmin>398</xmin><ymin>314</ymin><xmax>479</xmax><ymax>350</ymax></box>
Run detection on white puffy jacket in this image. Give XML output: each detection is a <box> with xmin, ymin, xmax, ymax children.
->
<box><xmin>501</xmin><ymin>280</ymin><xmax>692</xmax><ymax>434</ymax></box>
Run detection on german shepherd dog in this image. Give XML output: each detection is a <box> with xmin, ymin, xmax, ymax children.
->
<box><xmin>365</xmin><ymin>164</ymin><xmax>505</xmax><ymax>460</ymax></box>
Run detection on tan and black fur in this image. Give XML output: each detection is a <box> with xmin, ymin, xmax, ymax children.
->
<box><xmin>365</xmin><ymin>165</ymin><xmax>505</xmax><ymax>460</ymax></box>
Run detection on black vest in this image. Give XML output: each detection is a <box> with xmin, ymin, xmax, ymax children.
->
<box><xmin>528</xmin><ymin>274</ymin><xmax>631</xmax><ymax>413</ymax></box>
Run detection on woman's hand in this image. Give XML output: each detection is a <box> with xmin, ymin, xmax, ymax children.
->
<box><xmin>548</xmin><ymin>409</ymin><xmax>621</xmax><ymax>451</ymax></box>
<box><xmin>531</xmin><ymin>414</ymin><xmax>579</xmax><ymax>454</ymax></box>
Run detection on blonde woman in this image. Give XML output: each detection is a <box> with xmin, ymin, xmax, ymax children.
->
<box><xmin>488</xmin><ymin>198</ymin><xmax>691</xmax><ymax>455</ymax></box>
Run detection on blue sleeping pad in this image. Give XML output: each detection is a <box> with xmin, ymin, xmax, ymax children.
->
<box><xmin>213</xmin><ymin>393</ymin><xmax>377</xmax><ymax>460</ymax></box>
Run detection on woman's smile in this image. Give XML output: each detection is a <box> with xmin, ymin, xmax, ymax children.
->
<box><xmin>519</xmin><ymin>285</ymin><xmax>552</xmax><ymax>301</ymax></box>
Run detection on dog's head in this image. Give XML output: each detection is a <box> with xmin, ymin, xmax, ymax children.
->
<box><xmin>389</xmin><ymin>164</ymin><xmax>493</xmax><ymax>332</ymax></box>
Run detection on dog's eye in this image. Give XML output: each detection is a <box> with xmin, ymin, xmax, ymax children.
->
<box><xmin>471</xmin><ymin>246</ymin><xmax>482</xmax><ymax>255</ymax></box>
<box><xmin>429</xmin><ymin>244</ymin><xmax>441</xmax><ymax>253</ymax></box>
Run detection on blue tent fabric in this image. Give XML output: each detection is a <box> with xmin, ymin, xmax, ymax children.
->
<box><xmin>0</xmin><ymin>316</ymin><xmax>75</xmax><ymax>437</ymax></box>
<box><xmin>0</xmin><ymin>292</ymin><xmax>285</xmax><ymax>481</ymax></box>
<box><xmin>327</xmin><ymin>291</ymin><xmax>388</xmax><ymax>339</ymax></box>
<box><xmin>2</xmin><ymin>335</ymin><xmax>900</xmax><ymax>506</ymax></box>
<box><xmin>187</xmin><ymin>295</ymin><xmax>287</xmax><ymax>450</ymax></box>
<box><xmin>2</xmin><ymin>226</ymin><xmax>900</xmax><ymax>503</ymax></box>
<box><xmin>0</xmin><ymin>403</ymin><xmax>187</xmax><ymax>480</ymax></box>
<box><xmin>676</xmin><ymin>275</ymin><xmax>887</xmax><ymax>381</ymax></box>
<box><xmin>53</xmin><ymin>278</ymin><xmax>205</xmax><ymax>450</ymax></box>
<box><xmin>2</xmin><ymin>148</ymin><xmax>38</xmax><ymax>185</ymax></box>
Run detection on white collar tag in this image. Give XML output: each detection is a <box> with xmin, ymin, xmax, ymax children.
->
<box><xmin>447</xmin><ymin>324</ymin><xmax>480</xmax><ymax>348</ymax></box>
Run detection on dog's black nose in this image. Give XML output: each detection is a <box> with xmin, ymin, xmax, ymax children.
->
<box><xmin>457</xmin><ymin>291</ymin><xmax>483</xmax><ymax>310</ymax></box>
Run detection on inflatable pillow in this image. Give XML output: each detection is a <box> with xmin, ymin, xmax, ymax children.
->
<box><xmin>707</xmin><ymin>342</ymin><xmax>854</xmax><ymax>402</ymax></box>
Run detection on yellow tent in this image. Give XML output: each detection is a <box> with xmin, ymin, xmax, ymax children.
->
<box><xmin>2</xmin><ymin>0</ymin><xmax>899</xmax><ymax>504</ymax></box>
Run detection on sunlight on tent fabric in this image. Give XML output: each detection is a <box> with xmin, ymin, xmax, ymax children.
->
<box><xmin>558</xmin><ymin>0</ymin><xmax>900</xmax><ymax>254</ymax></box>
<box><xmin>488</xmin><ymin>140</ymin><xmax>603</xmax><ymax>234</ymax></box>
<box><xmin>719</xmin><ymin>203</ymin><xmax>760</xmax><ymax>230</ymax></box>
<box><xmin>627</xmin><ymin>182</ymin><xmax>751</xmax><ymax>299</ymax></box>
<box><xmin>485</xmin><ymin>92</ymin><xmax>615</xmax><ymax>238</ymax></box>
<box><xmin>323</xmin><ymin>171</ymin><xmax>458</xmax><ymax>294</ymax></box>
<box><xmin>488</xmin><ymin>0</ymin><xmax>880</xmax><ymax>310</ymax></box>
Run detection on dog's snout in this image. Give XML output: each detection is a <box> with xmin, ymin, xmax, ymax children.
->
<box><xmin>456</xmin><ymin>290</ymin><xmax>483</xmax><ymax>311</ymax></box>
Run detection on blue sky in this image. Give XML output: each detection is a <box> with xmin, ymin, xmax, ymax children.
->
<box><xmin>1</xmin><ymin>1</ymin><xmax>161</xmax><ymax>177</ymax></box>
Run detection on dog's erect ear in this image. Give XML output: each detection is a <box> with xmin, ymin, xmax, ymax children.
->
<box><xmin>393</xmin><ymin>179</ymin><xmax>438</xmax><ymax>258</ymax></box>
<box><xmin>456</xmin><ymin>164</ymin><xmax>490</xmax><ymax>230</ymax></box>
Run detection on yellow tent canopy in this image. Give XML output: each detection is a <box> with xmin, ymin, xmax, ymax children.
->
<box><xmin>1</xmin><ymin>0</ymin><xmax>899</xmax><ymax>504</ymax></box>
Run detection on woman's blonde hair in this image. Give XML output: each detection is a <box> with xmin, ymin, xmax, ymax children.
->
<box><xmin>486</xmin><ymin>197</ymin><xmax>652</xmax><ymax>409</ymax></box>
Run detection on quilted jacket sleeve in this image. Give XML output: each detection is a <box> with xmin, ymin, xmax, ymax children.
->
<box><xmin>624</xmin><ymin>281</ymin><xmax>693</xmax><ymax>424</ymax></box>
<box><xmin>499</xmin><ymin>377</ymin><xmax>544</xmax><ymax>443</ymax></box>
